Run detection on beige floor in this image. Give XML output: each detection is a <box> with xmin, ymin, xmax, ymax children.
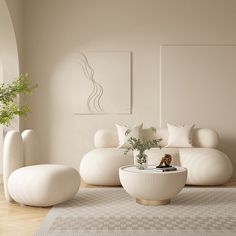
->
<box><xmin>0</xmin><ymin>183</ymin><xmax>49</xmax><ymax>236</ymax></box>
<box><xmin>0</xmin><ymin>180</ymin><xmax>236</xmax><ymax>236</ymax></box>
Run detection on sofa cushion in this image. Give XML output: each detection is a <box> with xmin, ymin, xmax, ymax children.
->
<box><xmin>166</xmin><ymin>123</ymin><xmax>195</xmax><ymax>148</ymax></box>
<box><xmin>80</xmin><ymin>148</ymin><xmax>133</xmax><ymax>185</ymax></box>
<box><xmin>115</xmin><ymin>123</ymin><xmax>143</xmax><ymax>148</ymax></box>
<box><xmin>94</xmin><ymin>128</ymin><xmax>219</xmax><ymax>148</ymax></box>
<box><xmin>180</xmin><ymin>148</ymin><xmax>233</xmax><ymax>185</ymax></box>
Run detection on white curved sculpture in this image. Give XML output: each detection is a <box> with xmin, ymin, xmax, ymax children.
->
<box><xmin>119</xmin><ymin>165</ymin><xmax>187</xmax><ymax>205</ymax></box>
<box><xmin>80</xmin><ymin>128</ymin><xmax>233</xmax><ymax>186</ymax></box>
<box><xmin>3</xmin><ymin>130</ymin><xmax>80</xmax><ymax>207</ymax></box>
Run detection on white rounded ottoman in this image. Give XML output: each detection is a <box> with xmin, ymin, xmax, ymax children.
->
<box><xmin>80</xmin><ymin>148</ymin><xmax>133</xmax><ymax>185</ymax></box>
<box><xmin>8</xmin><ymin>164</ymin><xmax>81</xmax><ymax>207</ymax></box>
<box><xmin>119</xmin><ymin>165</ymin><xmax>187</xmax><ymax>206</ymax></box>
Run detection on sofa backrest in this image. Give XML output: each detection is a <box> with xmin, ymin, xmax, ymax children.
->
<box><xmin>21</xmin><ymin>129</ymin><xmax>40</xmax><ymax>166</ymax></box>
<box><xmin>3</xmin><ymin>131</ymin><xmax>24</xmax><ymax>202</ymax></box>
<box><xmin>94</xmin><ymin>128</ymin><xmax>219</xmax><ymax>149</ymax></box>
<box><xmin>3</xmin><ymin>129</ymin><xmax>40</xmax><ymax>202</ymax></box>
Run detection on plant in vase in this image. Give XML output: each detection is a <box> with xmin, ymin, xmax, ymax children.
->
<box><xmin>124</xmin><ymin>130</ymin><xmax>162</xmax><ymax>170</ymax></box>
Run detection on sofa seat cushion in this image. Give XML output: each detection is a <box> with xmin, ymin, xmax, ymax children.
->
<box><xmin>180</xmin><ymin>148</ymin><xmax>233</xmax><ymax>185</ymax></box>
<box><xmin>80</xmin><ymin>148</ymin><xmax>133</xmax><ymax>186</ymax></box>
<box><xmin>8</xmin><ymin>164</ymin><xmax>80</xmax><ymax>207</ymax></box>
<box><xmin>146</xmin><ymin>148</ymin><xmax>180</xmax><ymax>166</ymax></box>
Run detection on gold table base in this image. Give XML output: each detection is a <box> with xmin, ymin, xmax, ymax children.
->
<box><xmin>136</xmin><ymin>198</ymin><xmax>170</xmax><ymax>206</ymax></box>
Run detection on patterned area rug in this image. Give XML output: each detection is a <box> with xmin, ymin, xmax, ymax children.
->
<box><xmin>35</xmin><ymin>187</ymin><xmax>236</xmax><ymax>236</ymax></box>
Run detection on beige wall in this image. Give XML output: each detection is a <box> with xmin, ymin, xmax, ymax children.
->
<box><xmin>161</xmin><ymin>45</ymin><xmax>236</xmax><ymax>175</ymax></box>
<box><xmin>6</xmin><ymin>0</ymin><xmax>23</xmax><ymax>71</ymax></box>
<box><xmin>22</xmin><ymin>0</ymin><xmax>236</xmax><ymax>177</ymax></box>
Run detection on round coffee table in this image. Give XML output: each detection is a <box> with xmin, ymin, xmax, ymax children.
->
<box><xmin>119</xmin><ymin>165</ymin><xmax>187</xmax><ymax>206</ymax></box>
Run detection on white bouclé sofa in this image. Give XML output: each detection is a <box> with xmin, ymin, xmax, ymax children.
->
<box><xmin>80</xmin><ymin>128</ymin><xmax>233</xmax><ymax>186</ymax></box>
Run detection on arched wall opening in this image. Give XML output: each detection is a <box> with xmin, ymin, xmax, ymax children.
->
<box><xmin>0</xmin><ymin>0</ymin><xmax>20</xmax><ymax>174</ymax></box>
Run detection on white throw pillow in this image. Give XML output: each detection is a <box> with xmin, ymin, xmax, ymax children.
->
<box><xmin>166</xmin><ymin>123</ymin><xmax>195</xmax><ymax>148</ymax></box>
<box><xmin>115</xmin><ymin>124</ymin><xmax>143</xmax><ymax>148</ymax></box>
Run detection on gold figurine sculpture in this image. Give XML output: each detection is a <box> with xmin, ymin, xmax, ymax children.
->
<box><xmin>157</xmin><ymin>154</ymin><xmax>172</xmax><ymax>167</ymax></box>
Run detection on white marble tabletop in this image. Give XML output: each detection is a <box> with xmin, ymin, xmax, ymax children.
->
<box><xmin>120</xmin><ymin>165</ymin><xmax>187</xmax><ymax>174</ymax></box>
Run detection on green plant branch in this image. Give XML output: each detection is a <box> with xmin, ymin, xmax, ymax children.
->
<box><xmin>0</xmin><ymin>73</ymin><xmax>37</xmax><ymax>126</ymax></box>
<box><xmin>124</xmin><ymin>128</ymin><xmax>162</xmax><ymax>156</ymax></box>
<box><xmin>124</xmin><ymin>137</ymin><xmax>162</xmax><ymax>155</ymax></box>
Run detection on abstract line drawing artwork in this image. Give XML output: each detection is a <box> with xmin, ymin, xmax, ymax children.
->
<box><xmin>79</xmin><ymin>53</ymin><xmax>104</xmax><ymax>113</ymax></box>
<box><xmin>75</xmin><ymin>51</ymin><xmax>131</xmax><ymax>114</ymax></box>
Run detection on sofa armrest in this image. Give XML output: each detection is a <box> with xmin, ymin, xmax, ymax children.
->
<box><xmin>94</xmin><ymin>129</ymin><xmax>119</xmax><ymax>148</ymax></box>
<box><xmin>193</xmin><ymin>128</ymin><xmax>219</xmax><ymax>148</ymax></box>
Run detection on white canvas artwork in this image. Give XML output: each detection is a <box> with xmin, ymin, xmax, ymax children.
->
<box><xmin>75</xmin><ymin>51</ymin><xmax>131</xmax><ymax>114</ymax></box>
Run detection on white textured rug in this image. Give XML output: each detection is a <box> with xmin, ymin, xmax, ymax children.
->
<box><xmin>35</xmin><ymin>187</ymin><xmax>236</xmax><ymax>236</ymax></box>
